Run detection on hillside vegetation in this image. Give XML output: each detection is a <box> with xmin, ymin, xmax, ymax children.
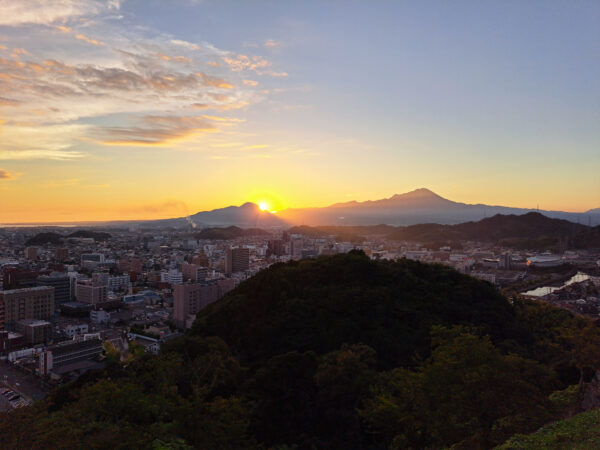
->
<box><xmin>2</xmin><ymin>252</ymin><xmax>600</xmax><ymax>449</ymax></box>
<box><xmin>194</xmin><ymin>226</ymin><xmax>270</xmax><ymax>240</ymax></box>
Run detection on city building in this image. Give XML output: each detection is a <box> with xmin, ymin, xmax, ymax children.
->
<box><xmin>37</xmin><ymin>273</ymin><xmax>71</xmax><ymax>308</ymax></box>
<box><xmin>0</xmin><ymin>331</ymin><xmax>25</xmax><ymax>354</ymax></box>
<box><xmin>61</xmin><ymin>323</ymin><xmax>89</xmax><ymax>338</ymax></box>
<box><xmin>290</xmin><ymin>238</ymin><xmax>303</xmax><ymax>260</ymax></box>
<box><xmin>161</xmin><ymin>269</ymin><xmax>183</xmax><ymax>285</ymax></box>
<box><xmin>0</xmin><ymin>286</ymin><xmax>54</xmax><ymax>329</ymax></box>
<box><xmin>76</xmin><ymin>281</ymin><xmax>107</xmax><ymax>305</ymax></box>
<box><xmin>225</xmin><ymin>247</ymin><xmax>249</xmax><ymax>274</ymax></box>
<box><xmin>54</xmin><ymin>248</ymin><xmax>69</xmax><ymax>261</ymax></box>
<box><xmin>173</xmin><ymin>280</ymin><xmax>234</xmax><ymax>328</ymax></box>
<box><xmin>182</xmin><ymin>263</ymin><xmax>208</xmax><ymax>282</ymax></box>
<box><xmin>107</xmin><ymin>274</ymin><xmax>130</xmax><ymax>292</ymax></box>
<box><xmin>39</xmin><ymin>337</ymin><xmax>103</xmax><ymax>375</ymax></box>
<box><xmin>25</xmin><ymin>247</ymin><xmax>38</xmax><ymax>260</ymax></box>
<box><xmin>118</xmin><ymin>257</ymin><xmax>143</xmax><ymax>274</ymax></box>
<box><xmin>267</xmin><ymin>239</ymin><xmax>285</xmax><ymax>257</ymax></box>
<box><xmin>16</xmin><ymin>319</ymin><xmax>52</xmax><ymax>345</ymax></box>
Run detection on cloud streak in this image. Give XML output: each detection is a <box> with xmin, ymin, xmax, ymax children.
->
<box><xmin>0</xmin><ymin>0</ymin><xmax>121</xmax><ymax>26</ymax></box>
<box><xmin>0</xmin><ymin>169</ymin><xmax>15</xmax><ymax>179</ymax></box>
<box><xmin>96</xmin><ymin>115</ymin><xmax>216</xmax><ymax>145</ymax></box>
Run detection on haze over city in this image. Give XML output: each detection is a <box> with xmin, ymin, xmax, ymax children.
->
<box><xmin>0</xmin><ymin>0</ymin><xmax>598</xmax><ymax>223</ymax></box>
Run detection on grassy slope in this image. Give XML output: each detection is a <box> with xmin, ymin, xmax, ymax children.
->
<box><xmin>498</xmin><ymin>409</ymin><xmax>600</xmax><ymax>449</ymax></box>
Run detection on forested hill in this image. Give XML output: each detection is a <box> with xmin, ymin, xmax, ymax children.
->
<box><xmin>193</xmin><ymin>251</ymin><xmax>518</xmax><ymax>367</ymax></box>
<box><xmin>194</xmin><ymin>226</ymin><xmax>270</xmax><ymax>240</ymax></box>
<box><xmin>289</xmin><ymin>212</ymin><xmax>599</xmax><ymax>249</ymax></box>
<box><xmin>387</xmin><ymin>211</ymin><xmax>589</xmax><ymax>244</ymax></box>
<box><xmin>3</xmin><ymin>252</ymin><xmax>600</xmax><ymax>449</ymax></box>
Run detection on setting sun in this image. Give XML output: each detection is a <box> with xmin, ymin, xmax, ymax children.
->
<box><xmin>258</xmin><ymin>202</ymin><xmax>269</xmax><ymax>211</ymax></box>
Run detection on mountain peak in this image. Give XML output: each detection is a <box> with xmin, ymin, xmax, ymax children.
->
<box><xmin>391</xmin><ymin>188</ymin><xmax>439</xmax><ymax>199</ymax></box>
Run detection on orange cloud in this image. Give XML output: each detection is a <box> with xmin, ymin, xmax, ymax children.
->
<box><xmin>75</xmin><ymin>34</ymin><xmax>104</xmax><ymax>46</ymax></box>
<box><xmin>96</xmin><ymin>115</ymin><xmax>216</xmax><ymax>146</ymax></box>
<box><xmin>243</xmin><ymin>79</ymin><xmax>259</xmax><ymax>87</ymax></box>
<box><xmin>264</xmin><ymin>39</ymin><xmax>283</xmax><ymax>48</ymax></box>
<box><xmin>55</xmin><ymin>25</ymin><xmax>72</xmax><ymax>33</ymax></box>
<box><xmin>202</xmin><ymin>115</ymin><xmax>245</xmax><ymax>123</ymax></box>
<box><xmin>222</xmin><ymin>54</ymin><xmax>270</xmax><ymax>72</ymax></box>
<box><xmin>0</xmin><ymin>169</ymin><xmax>16</xmax><ymax>179</ymax></box>
<box><xmin>195</xmin><ymin>72</ymin><xmax>234</xmax><ymax>89</ymax></box>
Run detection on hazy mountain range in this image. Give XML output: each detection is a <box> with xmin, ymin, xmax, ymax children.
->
<box><xmin>135</xmin><ymin>188</ymin><xmax>600</xmax><ymax>228</ymax></box>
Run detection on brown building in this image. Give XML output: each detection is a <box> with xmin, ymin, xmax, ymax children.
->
<box><xmin>182</xmin><ymin>263</ymin><xmax>209</xmax><ymax>282</ymax></box>
<box><xmin>0</xmin><ymin>331</ymin><xmax>25</xmax><ymax>354</ymax></box>
<box><xmin>2</xmin><ymin>266</ymin><xmax>38</xmax><ymax>290</ymax></box>
<box><xmin>0</xmin><ymin>286</ymin><xmax>55</xmax><ymax>329</ymax></box>
<box><xmin>54</xmin><ymin>248</ymin><xmax>69</xmax><ymax>261</ymax></box>
<box><xmin>225</xmin><ymin>247</ymin><xmax>249</xmax><ymax>274</ymax></box>
<box><xmin>16</xmin><ymin>319</ymin><xmax>52</xmax><ymax>345</ymax></box>
<box><xmin>173</xmin><ymin>279</ymin><xmax>235</xmax><ymax>328</ymax></box>
<box><xmin>25</xmin><ymin>247</ymin><xmax>39</xmax><ymax>260</ymax></box>
<box><xmin>76</xmin><ymin>281</ymin><xmax>108</xmax><ymax>305</ymax></box>
<box><xmin>192</xmin><ymin>253</ymin><xmax>209</xmax><ymax>267</ymax></box>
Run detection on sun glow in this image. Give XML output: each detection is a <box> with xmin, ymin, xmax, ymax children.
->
<box><xmin>258</xmin><ymin>202</ymin><xmax>269</xmax><ymax>211</ymax></box>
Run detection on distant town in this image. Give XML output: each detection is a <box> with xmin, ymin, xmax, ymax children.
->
<box><xmin>0</xmin><ymin>219</ymin><xmax>599</xmax><ymax>412</ymax></box>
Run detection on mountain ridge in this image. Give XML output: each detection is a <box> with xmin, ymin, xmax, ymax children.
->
<box><xmin>107</xmin><ymin>188</ymin><xmax>600</xmax><ymax>228</ymax></box>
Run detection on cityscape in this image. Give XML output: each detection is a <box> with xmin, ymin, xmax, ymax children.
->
<box><xmin>0</xmin><ymin>0</ymin><xmax>599</xmax><ymax>448</ymax></box>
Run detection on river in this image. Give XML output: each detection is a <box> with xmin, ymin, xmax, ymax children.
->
<box><xmin>522</xmin><ymin>272</ymin><xmax>590</xmax><ymax>297</ymax></box>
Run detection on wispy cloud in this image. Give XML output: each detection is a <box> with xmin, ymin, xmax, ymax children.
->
<box><xmin>0</xmin><ymin>0</ymin><xmax>288</xmax><ymax>159</ymax></box>
<box><xmin>0</xmin><ymin>0</ymin><xmax>121</xmax><ymax>26</ymax></box>
<box><xmin>264</xmin><ymin>39</ymin><xmax>284</xmax><ymax>49</ymax></box>
<box><xmin>0</xmin><ymin>169</ymin><xmax>16</xmax><ymax>179</ymax></box>
<box><xmin>96</xmin><ymin>115</ymin><xmax>216</xmax><ymax>146</ymax></box>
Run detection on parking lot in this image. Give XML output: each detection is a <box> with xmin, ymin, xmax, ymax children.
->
<box><xmin>0</xmin><ymin>360</ymin><xmax>49</xmax><ymax>412</ymax></box>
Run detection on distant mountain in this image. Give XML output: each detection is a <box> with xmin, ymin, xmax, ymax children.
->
<box><xmin>113</xmin><ymin>189</ymin><xmax>600</xmax><ymax>229</ymax></box>
<box><xmin>276</xmin><ymin>188</ymin><xmax>600</xmax><ymax>226</ymax></box>
<box><xmin>140</xmin><ymin>202</ymin><xmax>286</xmax><ymax>228</ymax></box>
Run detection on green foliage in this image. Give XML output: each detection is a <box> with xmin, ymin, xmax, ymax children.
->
<box><xmin>387</xmin><ymin>212</ymin><xmax>592</xmax><ymax>249</ymax></box>
<box><xmin>193</xmin><ymin>252</ymin><xmax>519</xmax><ymax>368</ymax></box>
<box><xmin>194</xmin><ymin>226</ymin><xmax>269</xmax><ymax>240</ymax></box>
<box><xmin>25</xmin><ymin>231</ymin><xmax>63</xmax><ymax>246</ymax></box>
<box><xmin>2</xmin><ymin>254</ymin><xmax>600</xmax><ymax>449</ymax></box>
<box><xmin>361</xmin><ymin>326</ymin><xmax>557</xmax><ymax>448</ymax></box>
<box><xmin>497</xmin><ymin>409</ymin><xmax>600</xmax><ymax>449</ymax></box>
<box><xmin>67</xmin><ymin>230</ymin><xmax>112</xmax><ymax>241</ymax></box>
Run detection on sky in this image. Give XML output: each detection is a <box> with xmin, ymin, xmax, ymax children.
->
<box><xmin>0</xmin><ymin>0</ymin><xmax>598</xmax><ymax>223</ymax></box>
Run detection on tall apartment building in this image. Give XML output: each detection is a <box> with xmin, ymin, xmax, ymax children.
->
<box><xmin>0</xmin><ymin>286</ymin><xmax>54</xmax><ymax>330</ymax></box>
<box><xmin>76</xmin><ymin>281</ymin><xmax>107</xmax><ymax>305</ymax></box>
<box><xmin>267</xmin><ymin>239</ymin><xmax>285</xmax><ymax>257</ymax></box>
<box><xmin>225</xmin><ymin>247</ymin><xmax>249</xmax><ymax>274</ymax></box>
<box><xmin>290</xmin><ymin>238</ymin><xmax>303</xmax><ymax>260</ymax></box>
<box><xmin>173</xmin><ymin>279</ymin><xmax>235</xmax><ymax>328</ymax></box>
<box><xmin>25</xmin><ymin>247</ymin><xmax>38</xmax><ymax>260</ymax></box>
<box><xmin>37</xmin><ymin>273</ymin><xmax>71</xmax><ymax>308</ymax></box>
